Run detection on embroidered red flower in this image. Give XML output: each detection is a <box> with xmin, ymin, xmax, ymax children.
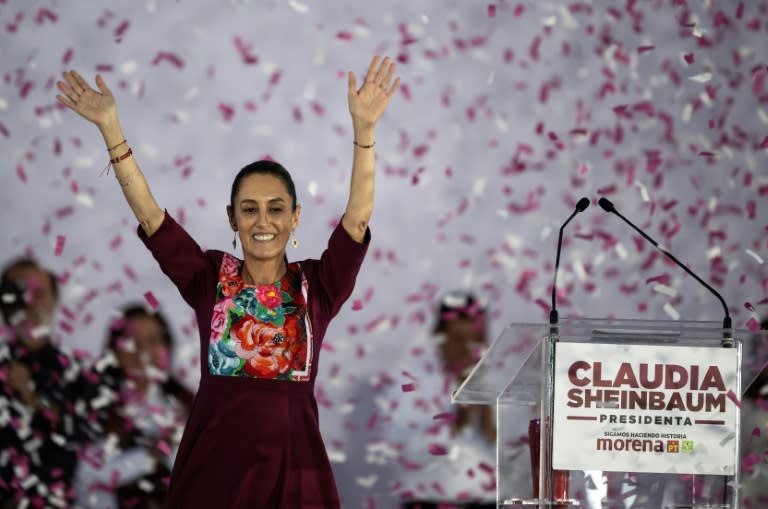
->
<box><xmin>231</xmin><ymin>316</ymin><xmax>259</xmax><ymax>351</ymax></box>
<box><xmin>255</xmin><ymin>285</ymin><xmax>282</xmax><ymax>309</ymax></box>
<box><xmin>219</xmin><ymin>275</ymin><xmax>244</xmax><ymax>298</ymax></box>
<box><xmin>282</xmin><ymin>315</ymin><xmax>307</xmax><ymax>365</ymax></box>
<box><xmin>244</xmin><ymin>349</ymin><xmax>291</xmax><ymax>378</ymax></box>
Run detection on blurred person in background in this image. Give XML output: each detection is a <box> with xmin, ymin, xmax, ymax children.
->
<box><xmin>392</xmin><ymin>290</ymin><xmax>497</xmax><ymax>509</ymax></box>
<box><xmin>0</xmin><ymin>257</ymin><xmax>105</xmax><ymax>508</ymax></box>
<box><xmin>75</xmin><ymin>303</ymin><xmax>194</xmax><ymax>509</ymax></box>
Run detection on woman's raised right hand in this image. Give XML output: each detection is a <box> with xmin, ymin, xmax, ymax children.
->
<box><xmin>56</xmin><ymin>70</ymin><xmax>118</xmax><ymax>128</ymax></box>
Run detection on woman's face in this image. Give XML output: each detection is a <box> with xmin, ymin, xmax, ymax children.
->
<box><xmin>230</xmin><ymin>173</ymin><xmax>300</xmax><ymax>263</ymax></box>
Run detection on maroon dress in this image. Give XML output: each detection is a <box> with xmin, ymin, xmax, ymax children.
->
<box><xmin>138</xmin><ymin>212</ymin><xmax>369</xmax><ymax>508</ymax></box>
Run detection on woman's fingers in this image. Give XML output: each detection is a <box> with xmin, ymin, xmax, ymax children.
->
<box><xmin>55</xmin><ymin>92</ymin><xmax>76</xmax><ymax>110</ymax></box>
<box><xmin>347</xmin><ymin>71</ymin><xmax>357</xmax><ymax>96</ymax></box>
<box><xmin>385</xmin><ymin>76</ymin><xmax>401</xmax><ymax>97</ymax></box>
<box><xmin>70</xmin><ymin>70</ymin><xmax>90</xmax><ymax>93</ymax></box>
<box><xmin>372</xmin><ymin>56</ymin><xmax>390</xmax><ymax>86</ymax></box>
<box><xmin>56</xmin><ymin>78</ymin><xmax>80</xmax><ymax>103</ymax></box>
<box><xmin>364</xmin><ymin>55</ymin><xmax>381</xmax><ymax>85</ymax></box>
<box><xmin>381</xmin><ymin>61</ymin><xmax>397</xmax><ymax>88</ymax></box>
<box><xmin>95</xmin><ymin>74</ymin><xmax>111</xmax><ymax>96</ymax></box>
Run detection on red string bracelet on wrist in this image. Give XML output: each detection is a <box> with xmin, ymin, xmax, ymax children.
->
<box><xmin>110</xmin><ymin>148</ymin><xmax>133</xmax><ymax>164</ymax></box>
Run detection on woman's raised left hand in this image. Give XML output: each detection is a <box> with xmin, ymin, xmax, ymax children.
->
<box><xmin>347</xmin><ymin>55</ymin><xmax>400</xmax><ymax>129</ymax></box>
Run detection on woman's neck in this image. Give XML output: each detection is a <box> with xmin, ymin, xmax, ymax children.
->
<box><xmin>241</xmin><ymin>257</ymin><xmax>286</xmax><ymax>285</ymax></box>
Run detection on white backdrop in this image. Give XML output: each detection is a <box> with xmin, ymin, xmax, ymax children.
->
<box><xmin>2</xmin><ymin>1</ymin><xmax>767</xmax><ymax>506</ymax></box>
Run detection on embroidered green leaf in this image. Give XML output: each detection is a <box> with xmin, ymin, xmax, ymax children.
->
<box><xmin>223</xmin><ymin>307</ymin><xmax>244</xmax><ymax>341</ymax></box>
<box><xmin>283</xmin><ymin>306</ymin><xmax>296</xmax><ymax>315</ymax></box>
<box><xmin>280</xmin><ymin>290</ymin><xmax>293</xmax><ymax>303</ymax></box>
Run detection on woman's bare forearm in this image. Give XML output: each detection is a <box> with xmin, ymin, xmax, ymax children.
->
<box><xmin>98</xmin><ymin>117</ymin><xmax>165</xmax><ymax>236</ymax></box>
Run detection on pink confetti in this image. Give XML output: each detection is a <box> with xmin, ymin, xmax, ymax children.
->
<box><xmin>144</xmin><ymin>291</ymin><xmax>160</xmax><ymax>310</ymax></box>
<box><xmin>55</xmin><ymin>205</ymin><xmax>74</xmax><ymax>219</ymax></box>
<box><xmin>233</xmin><ymin>36</ymin><xmax>258</xmax><ymax>65</ymax></box>
<box><xmin>432</xmin><ymin>412</ymin><xmax>455</xmax><ymax>422</ymax></box>
<box><xmin>726</xmin><ymin>389</ymin><xmax>742</xmax><ymax>408</ymax></box>
<box><xmin>487</xmin><ymin>4</ymin><xmax>496</xmax><ymax>17</ymax></box>
<box><xmin>637</xmin><ymin>45</ymin><xmax>655</xmax><ymax>54</ymax></box>
<box><xmin>35</xmin><ymin>7</ymin><xmax>58</xmax><ymax>24</ymax></box>
<box><xmin>156</xmin><ymin>440</ymin><xmax>172</xmax><ymax>456</ymax></box>
<box><xmin>428</xmin><ymin>443</ymin><xmax>449</xmax><ymax>455</ymax></box>
<box><xmin>109</xmin><ymin>235</ymin><xmax>123</xmax><ymax>250</ymax></box>
<box><xmin>401</xmin><ymin>383</ymin><xmax>417</xmax><ymax>393</ymax></box>
<box><xmin>645</xmin><ymin>273</ymin><xmax>671</xmax><ymax>285</ymax></box>
<box><xmin>152</xmin><ymin>51</ymin><xmax>184</xmax><ymax>68</ymax></box>
<box><xmin>683</xmin><ymin>53</ymin><xmax>695</xmax><ymax>64</ymax></box>
<box><xmin>218</xmin><ymin>102</ymin><xmax>235</xmax><ymax>122</ymax></box>
<box><xmin>399</xmin><ymin>83</ymin><xmax>411</xmax><ymax>101</ymax></box>
<box><xmin>114</xmin><ymin>19</ymin><xmax>130</xmax><ymax>38</ymax></box>
<box><xmin>746</xmin><ymin>317</ymin><xmax>761</xmax><ymax>332</ymax></box>
<box><xmin>54</xmin><ymin>235</ymin><xmax>65</xmax><ymax>256</ymax></box>
<box><xmin>336</xmin><ymin>31</ymin><xmax>353</xmax><ymax>41</ymax></box>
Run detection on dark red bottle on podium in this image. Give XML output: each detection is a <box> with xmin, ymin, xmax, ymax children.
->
<box><xmin>529</xmin><ymin>418</ymin><xmax>570</xmax><ymax>508</ymax></box>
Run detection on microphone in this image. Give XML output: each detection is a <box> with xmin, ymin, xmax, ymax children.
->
<box><xmin>550</xmin><ymin>197</ymin><xmax>590</xmax><ymax>326</ymax></box>
<box><xmin>597</xmin><ymin>197</ymin><xmax>732</xmax><ymax>332</ymax></box>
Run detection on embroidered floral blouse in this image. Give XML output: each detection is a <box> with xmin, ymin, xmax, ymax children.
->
<box><xmin>138</xmin><ymin>211</ymin><xmax>369</xmax><ymax>508</ymax></box>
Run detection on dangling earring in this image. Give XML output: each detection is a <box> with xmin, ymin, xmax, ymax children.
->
<box><xmin>232</xmin><ymin>232</ymin><xmax>237</xmax><ymax>250</ymax></box>
<box><xmin>291</xmin><ymin>232</ymin><xmax>299</xmax><ymax>249</ymax></box>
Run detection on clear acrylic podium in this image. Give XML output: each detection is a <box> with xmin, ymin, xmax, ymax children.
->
<box><xmin>452</xmin><ymin>318</ymin><xmax>768</xmax><ymax>509</ymax></box>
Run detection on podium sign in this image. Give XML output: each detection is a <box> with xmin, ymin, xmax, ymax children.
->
<box><xmin>552</xmin><ymin>342</ymin><xmax>740</xmax><ymax>475</ymax></box>
<box><xmin>452</xmin><ymin>319</ymin><xmax>767</xmax><ymax>508</ymax></box>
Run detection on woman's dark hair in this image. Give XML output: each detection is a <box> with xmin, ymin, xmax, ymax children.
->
<box><xmin>106</xmin><ymin>303</ymin><xmax>174</xmax><ymax>353</ymax></box>
<box><xmin>230</xmin><ymin>160</ymin><xmax>297</xmax><ymax>211</ymax></box>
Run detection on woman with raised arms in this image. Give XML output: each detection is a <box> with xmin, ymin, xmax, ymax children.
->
<box><xmin>56</xmin><ymin>55</ymin><xmax>399</xmax><ymax>508</ymax></box>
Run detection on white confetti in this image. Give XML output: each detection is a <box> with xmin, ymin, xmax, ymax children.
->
<box><xmin>50</xmin><ymin>433</ymin><xmax>67</xmax><ymax>447</ymax></box>
<box><xmin>327</xmin><ymin>448</ymin><xmax>347</xmax><ymax>463</ymax></box>
<box><xmin>635</xmin><ymin>181</ymin><xmax>650</xmax><ymax>202</ymax></box>
<box><xmin>615</xmin><ymin>243</ymin><xmax>628</xmax><ymax>260</ymax></box>
<box><xmin>184</xmin><ymin>86</ymin><xmax>199</xmax><ymax>101</ymax></box>
<box><xmin>663</xmin><ymin>302</ymin><xmax>680</xmax><ymax>320</ymax></box>
<box><xmin>745</xmin><ymin>249</ymin><xmax>764</xmax><ymax>264</ymax></box>
<box><xmin>353</xmin><ymin>24</ymin><xmax>370</xmax><ymax>38</ymax></box>
<box><xmin>758</xmin><ymin>108</ymin><xmax>768</xmax><ymax>125</ymax></box>
<box><xmin>680</xmin><ymin>104</ymin><xmax>694</xmax><ymax>126</ymax></box>
<box><xmin>653</xmin><ymin>284</ymin><xmax>677</xmax><ymax>297</ymax></box>
<box><xmin>573</xmin><ymin>259</ymin><xmax>588</xmax><ymax>281</ymax></box>
<box><xmin>355</xmin><ymin>474</ymin><xmax>378</xmax><ymax>488</ymax></box>
<box><xmin>75</xmin><ymin>193</ymin><xmax>95</xmax><ymax>208</ymax></box>
<box><xmin>689</xmin><ymin>72</ymin><xmax>713</xmax><ymax>83</ymax></box>
<box><xmin>120</xmin><ymin>60</ymin><xmax>138</xmax><ymax>74</ymax></box>
<box><xmin>541</xmin><ymin>15</ymin><xmax>557</xmax><ymax>27</ymax></box>
<box><xmin>288</xmin><ymin>0</ymin><xmax>309</xmax><ymax>13</ymax></box>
